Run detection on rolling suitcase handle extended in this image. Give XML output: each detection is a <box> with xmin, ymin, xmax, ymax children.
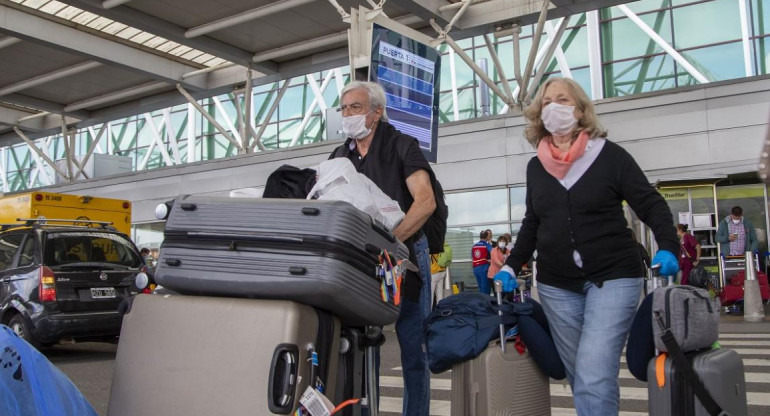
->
<box><xmin>494</xmin><ymin>280</ymin><xmax>506</xmax><ymax>353</ymax></box>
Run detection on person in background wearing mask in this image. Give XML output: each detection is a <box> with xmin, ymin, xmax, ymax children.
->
<box><xmin>493</xmin><ymin>77</ymin><xmax>679</xmax><ymax>416</ymax></box>
<box><xmin>328</xmin><ymin>81</ymin><xmax>436</xmax><ymax>416</ymax></box>
<box><xmin>140</xmin><ymin>248</ymin><xmax>152</xmax><ymax>267</ymax></box>
<box><xmin>471</xmin><ymin>230</ymin><xmax>493</xmax><ymax>294</ymax></box>
<box><xmin>716</xmin><ymin>205</ymin><xmax>759</xmax><ymax>256</ymax></box>
<box><xmin>487</xmin><ymin>235</ymin><xmax>509</xmax><ymax>285</ymax></box>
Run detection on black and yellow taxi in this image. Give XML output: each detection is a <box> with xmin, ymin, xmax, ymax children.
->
<box><xmin>0</xmin><ymin>219</ymin><xmax>147</xmax><ymax>348</ymax></box>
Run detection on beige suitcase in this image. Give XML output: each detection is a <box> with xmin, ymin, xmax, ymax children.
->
<box><xmin>107</xmin><ymin>294</ymin><xmax>340</xmax><ymax>416</ymax></box>
<box><xmin>450</xmin><ymin>340</ymin><xmax>551</xmax><ymax>416</ymax></box>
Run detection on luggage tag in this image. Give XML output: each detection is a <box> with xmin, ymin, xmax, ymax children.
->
<box><xmin>298</xmin><ymin>385</ymin><xmax>334</xmax><ymax>416</ymax></box>
<box><xmin>379</xmin><ymin>250</ymin><xmax>401</xmax><ymax>305</ymax></box>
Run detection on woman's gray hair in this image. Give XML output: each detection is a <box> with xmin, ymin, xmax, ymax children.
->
<box><xmin>341</xmin><ymin>81</ymin><xmax>389</xmax><ymax>121</ymax></box>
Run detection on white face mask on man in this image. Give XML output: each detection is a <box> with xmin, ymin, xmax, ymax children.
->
<box><xmin>341</xmin><ymin>112</ymin><xmax>373</xmax><ymax>140</ymax></box>
<box><xmin>541</xmin><ymin>103</ymin><xmax>578</xmax><ymax>136</ymax></box>
<box><xmin>732</xmin><ymin>218</ymin><xmax>742</xmax><ymax>225</ymax></box>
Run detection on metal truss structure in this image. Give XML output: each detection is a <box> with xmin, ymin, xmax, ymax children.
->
<box><xmin>0</xmin><ymin>0</ymin><xmax>763</xmax><ymax>192</ymax></box>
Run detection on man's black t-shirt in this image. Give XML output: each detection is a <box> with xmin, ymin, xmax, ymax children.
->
<box><xmin>330</xmin><ymin>121</ymin><xmax>432</xmax><ymax>301</ymax></box>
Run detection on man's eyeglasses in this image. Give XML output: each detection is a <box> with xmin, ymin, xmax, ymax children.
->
<box><xmin>337</xmin><ymin>103</ymin><xmax>368</xmax><ymax>114</ymax></box>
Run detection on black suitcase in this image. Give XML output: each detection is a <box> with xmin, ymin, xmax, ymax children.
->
<box><xmin>154</xmin><ymin>195</ymin><xmax>409</xmax><ymax>326</ymax></box>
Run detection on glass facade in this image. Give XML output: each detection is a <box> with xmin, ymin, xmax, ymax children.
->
<box><xmin>4</xmin><ymin>0</ymin><xmax>769</xmax><ymax>193</ymax></box>
<box><xmin>3</xmin><ymin>1</ymin><xmax>770</xmax><ymax>284</ymax></box>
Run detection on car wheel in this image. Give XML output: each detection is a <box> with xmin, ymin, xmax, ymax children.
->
<box><xmin>9</xmin><ymin>314</ymin><xmax>42</xmax><ymax>349</ymax></box>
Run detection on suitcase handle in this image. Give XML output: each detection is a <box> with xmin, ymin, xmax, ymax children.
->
<box><xmin>371</xmin><ymin>220</ymin><xmax>396</xmax><ymax>244</ymax></box>
<box><xmin>180</xmin><ymin>203</ymin><xmax>197</xmax><ymax>211</ymax></box>
<box><xmin>187</xmin><ymin>232</ymin><xmax>305</xmax><ymax>245</ymax></box>
<box><xmin>268</xmin><ymin>344</ymin><xmax>299</xmax><ymax>414</ymax></box>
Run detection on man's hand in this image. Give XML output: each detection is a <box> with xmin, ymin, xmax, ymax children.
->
<box><xmin>493</xmin><ymin>265</ymin><xmax>518</xmax><ymax>292</ymax></box>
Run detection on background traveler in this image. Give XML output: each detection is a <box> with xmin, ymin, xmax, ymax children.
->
<box><xmin>487</xmin><ymin>235</ymin><xmax>509</xmax><ymax>285</ymax></box>
<box><xmin>471</xmin><ymin>230</ymin><xmax>493</xmax><ymax>294</ymax></box>
<box><xmin>329</xmin><ymin>81</ymin><xmax>436</xmax><ymax>416</ymax></box>
<box><xmin>716</xmin><ymin>206</ymin><xmax>759</xmax><ymax>256</ymax></box>
<box><xmin>493</xmin><ymin>77</ymin><xmax>679</xmax><ymax>416</ymax></box>
<box><xmin>677</xmin><ymin>223</ymin><xmax>701</xmax><ymax>285</ymax></box>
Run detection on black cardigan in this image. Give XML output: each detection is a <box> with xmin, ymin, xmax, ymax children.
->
<box><xmin>505</xmin><ymin>140</ymin><xmax>679</xmax><ymax>292</ymax></box>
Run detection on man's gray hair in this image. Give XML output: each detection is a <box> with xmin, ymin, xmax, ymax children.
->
<box><xmin>341</xmin><ymin>81</ymin><xmax>389</xmax><ymax>121</ymax></box>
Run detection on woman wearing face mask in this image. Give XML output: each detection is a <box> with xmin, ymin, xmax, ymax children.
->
<box><xmin>487</xmin><ymin>236</ymin><xmax>509</xmax><ymax>284</ymax></box>
<box><xmin>493</xmin><ymin>78</ymin><xmax>679</xmax><ymax>416</ymax></box>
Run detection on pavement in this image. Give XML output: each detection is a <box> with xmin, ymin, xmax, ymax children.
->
<box><xmin>719</xmin><ymin>302</ymin><xmax>770</xmax><ymax>333</ymax></box>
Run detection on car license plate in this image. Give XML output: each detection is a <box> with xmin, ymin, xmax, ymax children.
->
<box><xmin>91</xmin><ymin>287</ymin><xmax>116</xmax><ymax>299</ymax></box>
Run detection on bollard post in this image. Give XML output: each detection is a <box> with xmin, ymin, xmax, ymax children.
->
<box><xmin>743</xmin><ymin>251</ymin><xmax>765</xmax><ymax>322</ymax></box>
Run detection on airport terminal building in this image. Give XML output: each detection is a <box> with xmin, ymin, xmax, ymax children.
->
<box><xmin>1</xmin><ymin>0</ymin><xmax>769</xmax><ymax>285</ymax></box>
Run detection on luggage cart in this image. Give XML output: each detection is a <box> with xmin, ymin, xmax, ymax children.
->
<box><xmin>719</xmin><ymin>254</ymin><xmax>759</xmax><ymax>289</ymax></box>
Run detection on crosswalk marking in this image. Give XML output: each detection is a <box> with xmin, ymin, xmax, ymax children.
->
<box><xmin>720</xmin><ymin>333</ymin><xmax>770</xmax><ymax>339</ymax></box>
<box><xmin>379</xmin><ymin>397</ymin><xmax>449</xmax><ymax>416</ymax></box>
<box><xmin>552</xmin><ymin>409</ymin><xmax>648</xmax><ymax>416</ymax></box>
<box><xmin>718</xmin><ymin>340</ymin><xmax>770</xmax><ymax>346</ymax></box>
<box><xmin>380</xmin><ymin>376</ymin><xmax>450</xmax><ymax>390</ymax></box>
<box><xmin>380</xmin><ymin>333</ymin><xmax>770</xmax><ymax>414</ymax></box>
<box><xmin>550</xmin><ymin>386</ymin><xmax>770</xmax><ymax>406</ymax></box>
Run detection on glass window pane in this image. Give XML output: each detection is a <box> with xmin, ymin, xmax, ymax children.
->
<box><xmin>604</xmin><ymin>54</ymin><xmax>676</xmax><ymax>97</ymax></box>
<box><xmin>603</xmin><ymin>0</ymin><xmax>671</xmax><ymax>19</ymax></box>
<box><xmin>456</xmin><ymin>88</ymin><xmax>477</xmax><ymax>121</ymax></box>
<box><xmin>752</xmin><ymin>0</ymin><xmax>770</xmax><ymax>36</ymax></box>
<box><xmin>601</xmin><ymin>11</ymin><xmax>671</xmax><ymax>62</ymax></box>
<box><xmin>673</xmin><ymin>0</ymin><xmax>741</xmax><ymax>49</ymax></box>
<box><xmin>510</xmin><ymin>187</ymin><xmax>527</xmax><ymax>221</ymax></box>
<box><xmin>679</xmin><ymin>42</ymin><xmax>745</xmax><ymax>82</ymax></box>
<box><xmin>569</xmin><ymin>68</ymin><xmax>592</xmax><ymax>97</ymax></box>
<box><xmin>446</xmin><ymin>189</ymin><xmax>508</xmax><ymax>226</ymax></box>
<box><xmin>754</xmin><ymin>37</ymin><xmax>770</xmax><ymax>74</ymax></box>
<box><xmin>561</xmin><ymin>24</ymin><xmax>589</xmax><ymax>68</ymax></box>
<box><xmin>0</xmin><ymin>234</ymin><xmax>23</xmax><ymax>270</ymax></box>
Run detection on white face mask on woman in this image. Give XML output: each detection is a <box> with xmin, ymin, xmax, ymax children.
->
<box><xmin>541</xmin><ymin>103</ymin><xmax>578</xmax><ymax>136</ymax></box>
<box><xmin>341</xmin><ymin>112</ymin><xmax>373</xmax><ymax>140</ymax></box>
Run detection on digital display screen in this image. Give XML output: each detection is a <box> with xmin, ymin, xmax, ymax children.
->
<box><xmin>370</xmin><ymin>23</ymin><xmax>441</xmax><ymax>163</ymax></box>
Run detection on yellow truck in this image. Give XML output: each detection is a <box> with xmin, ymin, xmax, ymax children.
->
<box><xmin>0</xmin><ymin>192</ymin><xmax>132</xmax><ymax>235</ymax></box>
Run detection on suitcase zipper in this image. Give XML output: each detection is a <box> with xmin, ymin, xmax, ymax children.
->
<box><xmin>162</xmin><ymin>234</ymin><xmax>381</xmax><ymax>281</ymax></box>
<box><xmin>313</xmin><ymin>309</ymin><xmax>334</xmax><ymax>394</ymax></box>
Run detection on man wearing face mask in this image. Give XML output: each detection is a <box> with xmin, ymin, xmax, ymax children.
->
<box><xmin>716</xmin><ymin>206</ymin><xmax>759</xmax><ymax>256</ymax></box>
<box><xmin>329</xmin><ymin>81</ymin><xmax>437</xmax><ymax>416</ymax></box>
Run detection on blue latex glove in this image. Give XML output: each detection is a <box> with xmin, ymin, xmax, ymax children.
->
<box><xmin>652</xmin><ymin>250</ymin><xmax>679</xmax><ymax>276</ymax></box>
<box><xmin>493</xmin><ymin>266</ymin><xmax>519</xmax><ymax>292</ymax></box>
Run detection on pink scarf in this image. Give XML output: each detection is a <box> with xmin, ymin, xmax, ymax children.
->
<box><xmin>537</xmin><ymin>130</ymin><xmax>590</xmax><ymax>180</ymax></box>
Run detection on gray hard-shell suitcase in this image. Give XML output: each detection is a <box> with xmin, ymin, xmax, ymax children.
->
<box><xmin>154</xmin><ymin>195</ymin><xmax>409</xmax><ymax>327</ymax></box>
<box><xmin>450</xmin><ymin>340</ymin><xmax>552</xmax><ymax>416</ymax></box>
<box><xmin>107</xmin><ymin>294</ymin><xmax>341</xmax><ymax>416</ymax></box>
<box><xmin>647</xmin><ymin>348</ymin><xmax>747</xmax><ymax>416</ymax></box>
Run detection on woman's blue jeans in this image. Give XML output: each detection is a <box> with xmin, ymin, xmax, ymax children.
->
<box><xmin>395</xmin><ymin>235</ymin><xmax>432</xmax><ymax>416</ymax></box>
<box><xmin>537</xmin><ymin>278</ymin><xmax>643</xmax><ymax>416</ymax></box>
